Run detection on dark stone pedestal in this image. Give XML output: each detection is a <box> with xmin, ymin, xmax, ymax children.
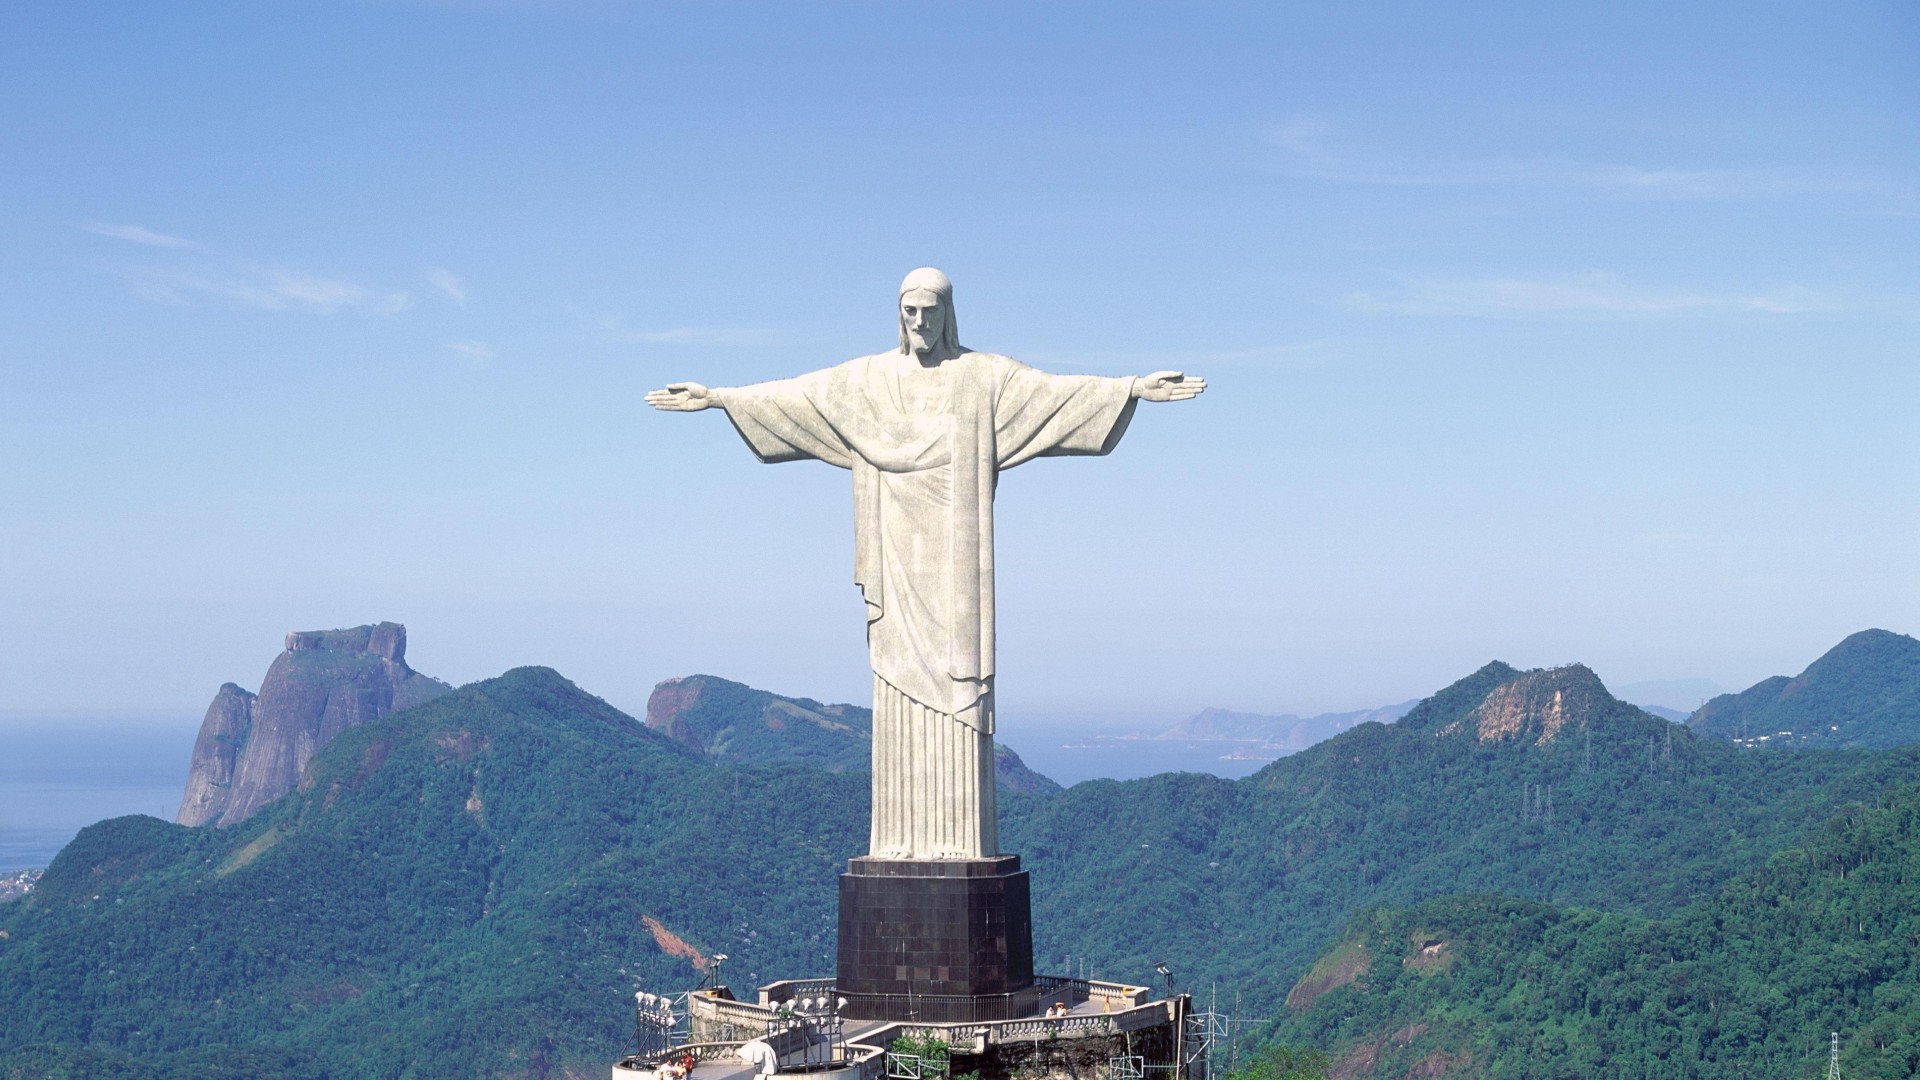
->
<box><xmin>836</xmin><ymin>855</ymin><xmax>1037</xmax><ymax>1023</ymax></box>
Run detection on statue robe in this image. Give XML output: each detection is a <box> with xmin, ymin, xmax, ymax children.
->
<box><xmin>720</xmin><ymin>350</ymin><xmax>1137</xmax><ymax>858</ymax></box>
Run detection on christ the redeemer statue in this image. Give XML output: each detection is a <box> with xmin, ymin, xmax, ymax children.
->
<box><xmin>647</xmin><ymin>268</ymin><xmax>1203</xmax><ymax>861</ymax></box>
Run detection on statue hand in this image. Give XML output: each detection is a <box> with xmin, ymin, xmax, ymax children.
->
<box><xmin>1134</xmin><ymin>371</ymin><xmax>1206</xmax><ymax>402</ymax></box>
<box><xmin>645</xmin><ymin>382</ymin><xmax>717</xmax><ymax>412</ymax></box>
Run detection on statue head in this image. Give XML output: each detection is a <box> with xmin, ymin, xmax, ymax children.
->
<box><xmin>897</xmin><ymin>267</ymin><xmax>961</xmax><ymax>359</ymax></box>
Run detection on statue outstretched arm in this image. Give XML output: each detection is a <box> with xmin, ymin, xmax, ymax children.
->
<box><xmin>645</xmin><ymin>382</ymin><xmax>727</xmax><ymax>412</ymax></box>
<box><xmin>1132</xmin><ymin>371</ymin><xmax>1206</xmax><ymax>402</ymax></box>
<box><xmin>652</xmin><ymin>370</ymin><xmax>857</xmax><ymax>468</ymax></box>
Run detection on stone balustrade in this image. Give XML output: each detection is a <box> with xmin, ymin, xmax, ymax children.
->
<box><xmin>758</xmin><ymin>978</ymin><xmax>838</xmax><ymax>1007</ymax></box>
<box><xmin>674</xmin><ymin>978</ymin><xmax>1175</xmax><ymax>1075</ymax></box>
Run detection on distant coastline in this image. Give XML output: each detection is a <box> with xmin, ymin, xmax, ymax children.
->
<box><xmin>0</xmin><ymin>711</ymin><xmax>197</xmax><ymax>871</ymax></box>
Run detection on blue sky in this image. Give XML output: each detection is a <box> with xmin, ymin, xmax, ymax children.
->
<box><xmin>2</xmin><ymin>1</ymin><xmax>1915</xmax><ymax>729</ymax></box>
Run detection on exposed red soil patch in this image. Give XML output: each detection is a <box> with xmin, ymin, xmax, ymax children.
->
<box><xmin>642</xmin><ymin>915</ymin><xmax>710</xmax><ymax>971</ymax></box>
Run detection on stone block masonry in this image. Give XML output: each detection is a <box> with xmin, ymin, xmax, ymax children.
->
<box><xmin>836</xmin><ymin>856</ymin><xmax>1036</xmax><ymax>1022</ymax></box>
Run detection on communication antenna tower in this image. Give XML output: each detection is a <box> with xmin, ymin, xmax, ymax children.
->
<box><xmin>1182</xmin><ymin>983</ymin><xmax>1262</xmax><ymax>1080</ymax></box>
<box><xmin>1828</xmin><ymin>1031</ymin><xmax>1841</xmax><ymax>1080</ymax></box>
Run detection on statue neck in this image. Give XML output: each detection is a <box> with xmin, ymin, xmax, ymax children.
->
<box><xmin>904</xmin><ymin>344</ymin><xmax>963</xmax><ymax>368</ymax></box>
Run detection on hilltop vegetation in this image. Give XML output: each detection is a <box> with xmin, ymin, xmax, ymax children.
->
<box><xmin>1266</xmin><ymin>784</ymin><xmax>1920</xmax><ymax>1078</ymax></box>
<box><xmin>3</xmin><ymin>638</ymin><xmax>1919</xmax><ymax>1078</ymax></box>
<box><xmin>0</xmin><ymin>668</ymin><xmax>863</xmax><ymax>1078</ymax></box>
<box><xmin>1690</xmin><ymin>629</ymin><xmax>1920</xmax><ymax>749</ymax></box>
<box><xmin>1007</xmin><ymin>661</ymin><xmax>1920</xmax><ymax>1009</ymax></box>
<box><xmin>646</xmin><ymin>673</ymin><xmax>1060</xmax><ymax>793</ymax></box>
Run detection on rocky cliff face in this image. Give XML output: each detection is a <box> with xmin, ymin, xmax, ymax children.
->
<box><xmin>175</xmin><ymin>623</ymin><xmax>452</xmax><ymax>827</ymax></box>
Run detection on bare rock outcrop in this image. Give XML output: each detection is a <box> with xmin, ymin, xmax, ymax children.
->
<box><xmin>175</xmin><ymin>623</ymin><xmax>451</xmax><ymax>827</ymax></box>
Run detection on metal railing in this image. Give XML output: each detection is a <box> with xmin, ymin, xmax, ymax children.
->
<box><xmin>1031</xmin><ymin>976</ymin><xmax>1152</xmax><ymax>1010</ymax></box>
<box><xmin>984</xmin><ymin>1001</ymin><xmax>1172</xmax><ymax>1044</ymax></box>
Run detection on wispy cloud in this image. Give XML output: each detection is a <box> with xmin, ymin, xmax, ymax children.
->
<box><xmin>80</xmin><ymin>222</ymin><xmax>201</xmax><ymax>249</ymax></box>
<box><xmin>446</xmin><ymin>340</ymin><xmax>495</xmax><ymax>363</ymax></box>
<box><xmin>426</xmin><ymin>266</ymin><xmax>469</xmax><ymax>307</ymax></box>
<box><xmin>1261</xmin><ymin>117</ymin><xmax>1875</xmax><ymax>199</ymax></box>
<box><xmin>1347</xmin><ymin>273</ymin><xmax>1841</xmax><ymax>319</ymax></box>
<box><xmin>83</xmin><ymin>222</ymin><xmax>411</xmax><ymax>316</ymax></box>
<box><xmin>129</xmin><ymin>266</ymin><xmax>410</xmax><ymax>315</ymax></box>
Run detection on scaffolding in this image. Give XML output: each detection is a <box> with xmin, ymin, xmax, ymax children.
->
<box><xmin>1183</xmin><ymin>984</ymin><xmax>1261</xmax><ymax>1080</ymax></box>
<box><xmin>633</xmin><ymin>992</ymin><xmax>691</xmax><ymax>1061</ymax></box>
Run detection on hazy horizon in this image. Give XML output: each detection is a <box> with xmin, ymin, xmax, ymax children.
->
<box><xmin>0</xmin><ymin>654</ymin><xmax>1731</xmax><ymax>872</ymax></box>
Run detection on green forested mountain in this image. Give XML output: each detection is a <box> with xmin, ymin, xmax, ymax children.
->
<box><xmin>645</xmin><ymin>673</ymin><xmax>1061</xmax><ymax>793</ymax></box>
<box><xmin>5</xmin><ymin>657</ymin><xmax>1919</xmax><ymax>1078</ymax></box>
<box><xmin>1008</xmin><ymin>661</ymin><xmax>1920</xmax><ymax>1011</ymax></box>
<box><xmin>1690</xmin><ymin>628</ymin><xmax>1920</xmax><ymax>749</ymax></box>
<box><xmin>645</xmin><ymin>673</ymin><xmax>873</xmax><ymax>770</ymax></box>
<box><xmin>1265</xmin><ymin>784</ymin><xmax>1920</xmax><ymax>1078</ymax></box>
<box><xmin>0</xmin><ymin>668</ymin><xmax>864</xmax><ymax>1079</ymax></box>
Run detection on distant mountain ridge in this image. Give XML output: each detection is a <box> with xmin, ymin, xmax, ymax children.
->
<box><xmin>1006</xmin><ymin>654</ymin><xmax>1920</xmax><ymax>1012</ymax></box>
<box><xmin>1690</xmin><ymin>628</ymin><xmax>1920</xmax><ymax>749</ymax></box>
<box><xmin>9</xmin><ymin>631</ymin><xmax>1920</xmax><ymax>1076</ymax></box>
<box><xmin>175</xmin><ymin>623</ymin><xmax>450</xmax><ymax>827</ymax></box>
<box><xmin>3</xmin><ymin>667</ymin><xmax>859</xmax><ymax>1078</ymax></box>
<box><xmin>646</xmin><ymin>673</ymin><xmax>1061</xmax><ymax>794</ymax></box>
<box><xmin>1161</xmin><ymin>701</ymin><xmax>1417</xmax><ymax>750</ymax></box>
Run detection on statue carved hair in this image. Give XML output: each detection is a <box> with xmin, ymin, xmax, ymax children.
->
<box><xmin>896</xmin><ymin>266</ymin><xmax>962</xmax><ymax>355</ymax></box>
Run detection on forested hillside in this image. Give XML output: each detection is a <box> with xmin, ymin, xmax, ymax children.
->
<box><xmin>1007</xmin><ymin>661</ymin><xmax>1920</xmax><ymax>1009</ymax></box>
<box><xmin>1690</xmin><ymin>629</ymin><xmax>1920</xmax><ymax>749</ymax></box>
<box><xmin>645</xmin><ymin>673</ymin><xmax>1060</xmax><ymax>792</ymax></box>
<box><xmin>4</xmin><ymin>652</ymin><xmax>1918</xmax><ymax>1078</ymax></box>
<box><xmin>0</xmin><ymin>668</ymin><xmax>864</xmax><ymax>1079</ymax></box>
<box><xmin>1265</xmin><ymin>784</ymin><xmax>1920</xmax><ymax>1078</ymax></box>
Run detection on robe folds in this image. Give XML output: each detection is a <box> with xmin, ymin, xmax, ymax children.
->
<box><xmin>721</xmin><ymin>350</ymin><xmax>1137</xmax><ymax>858</ymax></box>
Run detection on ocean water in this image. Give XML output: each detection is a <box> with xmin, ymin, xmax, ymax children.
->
<box><xmin>0</xmin><ymin>713</ymin><xmax>198</xmax><ymax>872</ymax></box>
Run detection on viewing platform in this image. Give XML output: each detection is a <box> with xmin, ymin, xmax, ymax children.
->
<box><xmin>613</xmin><ymin>975</ymin><xmax>1192</xmax><ymax>1080</ymax></box>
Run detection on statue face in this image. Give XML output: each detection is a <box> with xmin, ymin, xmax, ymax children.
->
<box><xmin>899</xmin><ymin>289</ymin><xmax>948</xmax><ymax>357</ymax></box>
